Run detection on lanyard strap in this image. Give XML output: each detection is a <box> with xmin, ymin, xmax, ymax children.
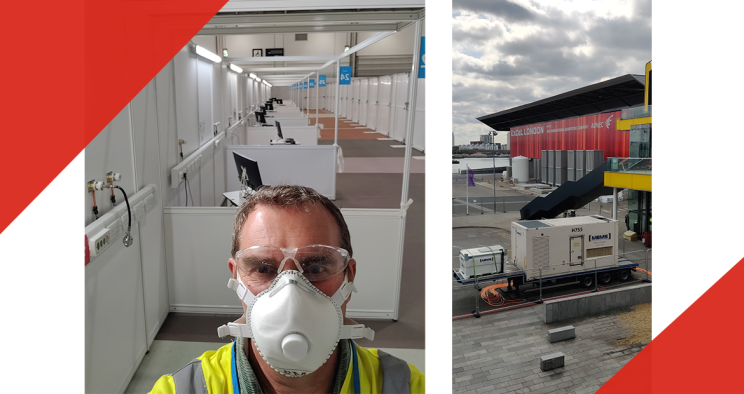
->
<box><xmin>350</xmin><ymin>341</ymin><xmax>361</xmax><ymax>394</ymax></box>
<box><xmin>230</xmin><ymin>340</ymin><xmax>360</xmax><ymax>394</ymax></box>
<box><xmin>231</xmin><ymin>341</ymin><xmax>240</xmax><ymax>394</ymax></box>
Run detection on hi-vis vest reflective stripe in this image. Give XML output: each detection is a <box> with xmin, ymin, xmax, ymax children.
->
<box><xmin>149</xmin><ymin>341</ymin><xmax>425</xmax><ymax>394</ymax></box>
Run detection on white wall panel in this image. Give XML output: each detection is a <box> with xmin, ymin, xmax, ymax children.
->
<box><xmin>163</xmin><ymin>207</ymin><xmax>405</xmax><ymax>319</ymax></box>
<box><xmin>412</xmin><ymin>78</ymin><xmax>425</xmax><ymax>152</ymax></box>
<box><xmin>339</xmin><ymin>84</ymin><xmax>348</xmax><ymax>118</ymax></box>
<box><xmin>174</xmin><ymin>46</ymin><xmax>200</xmax><ymax>158</ymax></box>
<box><xmin>351</xmin><ymin>79</ymin><xmax>360</xmax><ymax>123</ymax></box>
<box><xmin>85</xmin><ymin>225</ymin><xmax>147</xmax><ymax>394</ymax></box>
<box><xmin>359</xmin><ymin>79</ymin><xmax>369</xmax><ymax>125</ymax></box>
<box><xmin>367</xmin><ymin>78</ymin><xmax>378</xmax><ymax>130</ymax></box>
<box><xmin>131</xmin><ymin>80</ymin><xmax>170</xmax><ymax>346</ymax></box>
<box><xmin>377</xmin><ymin>75</ymin><xmax>392</xmax><ymax>136</ymax></box>
<box><xmin>197</xmin><ymin>58</ymin><xmax>214</xmax><ymax>146</ymax></box>
<box><xmin>84</xmin><ymin>106</ymin><xmax>137</xmax><ymax>225</ymax></box>
<box><xmin>391</xmin><ymin>73</ymin><xmax>409</xmax><ymax>142</ymax></box>
<box><xmin>225</xmin><ymin>145</ymin><xmax>337</xmax><ymax>199</ymax></box>
<box><xmin>212</xmin><ymin>63</ymin><xmax>224</xmax><ymax>134</ymax></box>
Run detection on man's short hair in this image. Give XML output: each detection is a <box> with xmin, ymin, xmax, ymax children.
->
<box><xmin>231</xmin><ymin>185</ymin><xmax>352</xmax><ymax>258</ymax></box>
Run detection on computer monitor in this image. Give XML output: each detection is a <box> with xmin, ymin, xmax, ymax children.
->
<box><xmin>233</xmin><ymin>152</ymin><xmax>263</xmax><ymax>191</ymax></box>
<box><xmin>265</xmin><ymin>102</ymin><xmax>274</xmax><ymax>111</ymax></box>
<box><xmin>255</xmin><ymin>111</ymin><xmax>266</xmax><ymax>124</ymax></box>
<box><xmin>276</xmin><ymin>121</ymin><xmax>283</xmax><ymax>140</ymax></box>
<box><xmin>277</xmin><ymin>99</ymin><xmax>283</xmax><ymax>105</ymax></box>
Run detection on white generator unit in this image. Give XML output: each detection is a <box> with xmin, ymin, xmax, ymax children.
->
<box><xmin>458</xmin><ymin>244</ymin><xmax>506</xmax><ymax>278</ymax></box>
<box><xmin>511</xmin><ymin>216</ymin><xmax>618</xmax><ymax>281</ymax></box>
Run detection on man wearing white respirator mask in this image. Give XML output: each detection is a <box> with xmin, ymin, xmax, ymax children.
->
<box><xmin>151</xmin><ymin>185</ymin><xmax>424</xmax><ymax>394</ymax></box>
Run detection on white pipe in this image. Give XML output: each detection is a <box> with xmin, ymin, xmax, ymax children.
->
<box><xmin>334</xmin><ymin>60</ymin><xmax>340</xmax><ymax>145</ymax></box>
<box><xmin>316</xmin><ymin>72</ymin><xmax>319</xmax><ymax>125</ymax></box>
<box><xmin>392</xmin><ymin>18</ymin><xmax>423</xmax><ymax>321</ymax></box>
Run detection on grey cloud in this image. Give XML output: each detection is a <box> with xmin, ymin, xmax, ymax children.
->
<box><xmin>452</xmin><ymin>0</ymin><xmax>651</xmax><ymax>145</ymax></box>
<box><xmin>454</xmin><ymin>0</ymin><xmax>536</xmax><ymax>22</ymax></box>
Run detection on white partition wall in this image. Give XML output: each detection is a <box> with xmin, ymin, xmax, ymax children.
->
<box><xmin>163</xmin><ymin>206</ymin><xmax>406</xmax><ymax>319</ymax></box>
<box><xmin>264</xmin><ymin>117</ymin><xmax>309</xmax><ymax>127</ymax></box>
<box><xmin>225</xmin><ymin>145</ymin><xmax>337</xmax><ymax>199</ymax></box>
<box><xmin>412</xmin><ymin>78</ymin><xmax>425</xmax><ymax>151</ymax></box>
<box><xmin>351</xmin><ymin>79</ymin><xmax>361</xmax><ymax>123</ymax></box>
<box><xmin>359</xmin><ymin>79</ymin><xmax>369</xmax><ymax>125</ymax></box>
<box><xmin>366</xmin><ymin>77</ymin><xmax>379</xmax><ymax>130</ymax></box>
<box><xmin>243</xmin><ymin>126</ymin><xmax>319</xmax><ymax>146</ymax></box>
<box><xmin>339</xmin><ymin>84</ymin><xmax>348</xmax><ymax>118</ymax></box>
<box><xmin>391</xmin><ymin>72</ymin><xmax>410</xmax><ymax>142</ymax></box>
<box><xmin>377</xmin><ymin>75</ymin><xmax>393</xmax><ymax>136</ymax></box>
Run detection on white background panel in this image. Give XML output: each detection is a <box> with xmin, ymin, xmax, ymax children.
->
<box><xmin>225</xmin><ymin>145</ymin><xmax>337</xmax><ymax>199</ymax></box>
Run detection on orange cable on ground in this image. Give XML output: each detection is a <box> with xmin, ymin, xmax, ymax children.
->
<box><xmin>636</xmin><ymin>268</ymin><xmax>652</xmax><ymax>276</ymax></box>
<box><xmin>480</xmin><ymin>283</ymin><xmax>527</xmax><ymax>307</ymax></box>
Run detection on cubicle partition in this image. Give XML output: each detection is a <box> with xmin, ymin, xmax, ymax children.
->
<box><xmin>366</xmin><ymin>77</ymin><xmax>379</xmax><ymax>130</ymax></box>
<box><xmin>163</xmin><ymin>206</ymin><xmax>407</xmax><ymax>320</ymax></box>
<box><xmin>412</xmin><ymin>78</ymin><xmax>425</xmax><ymax>151</ymax></box>
<box><xmin>225</xmin><ymin>144</ymin><xmax>337</xmax><ymax>199</ymax></box>
<box><xmin>351</xmin><ymin>79</ymin><xmax>361</xmax><ymax>123</ymax></box>
<box><xmin>243</xmin><ymin>126</ymin><xmax>319</xmax><ymax>146</ymax></box>
<box><xmin>377</xmin><ymin>75</ymin><xmax>393</xmax><ymax>136</ymax></box>
<box><xmin>359</xmin><ymin>79</ymin><xmax>369</xmax><ymax>125</ymax></box>
<box><xmin>390</xmin><ymin>73</ymin><xmax>410</xmax><ymax>143</ymax></box>
<box><xmin>264</xmin><ymin>116</ymin><xmax>309</xmax><ymax>127</ymax></box>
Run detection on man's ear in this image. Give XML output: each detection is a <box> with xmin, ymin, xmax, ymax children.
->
<box><xmin>228</xmin><ymin>258</ymin><xmax>238</xmax><ymax>279</ymax></box>
<box><xmin>347</xmin><ymin>259</ymin><xmax>357</xmax><ymax>283</ymax></box>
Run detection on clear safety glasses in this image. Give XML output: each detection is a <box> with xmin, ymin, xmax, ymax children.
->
<box><xmin>235</xmin><ymin>244</ymin><xmax>350</xmax><ymax>284</ymax></box>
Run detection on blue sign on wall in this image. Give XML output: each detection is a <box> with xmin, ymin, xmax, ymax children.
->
<box><xmin>339</xmin><ymin>66</ymin><xmax>351</xmax><ymax>85</ymax></box>
<box><xmin>310</xmin><ymin>79</ymin><xmax>315</xmax><ymax>88</ymax></box>
<box><xmin>319</xmin><ymin>75</ymin><xmax>326</xmax><ymax>87</ymax></box>
<box><xmin>304</xmin><ymin>81</ymin><xmax>308</xmax><ymax>89</ymax></box>
<box><xmin>418</xmin><ymin>36</ymin><xmax>425</xmax><ymax>79</ymax></box>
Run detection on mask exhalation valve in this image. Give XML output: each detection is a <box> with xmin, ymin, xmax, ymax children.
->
<box><xmin>282</xmin><ymin>333</ymin><xmax>309</xmax><ymax>362</ymax></box>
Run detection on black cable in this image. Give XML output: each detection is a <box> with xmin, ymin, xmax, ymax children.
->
<box><xmin>112</xmin><ymin>185</ymin><xmax>131</xmax><ymax>231</ymax></box>
<box><xmin>185</xmin><ymin>174</ymin><xmax>195</xmax><ymax>206</ymax></box>
<box><xmin>183</xmin><ymin>173</ymin><xmax>188</xmax><ymax>206</ymax></box>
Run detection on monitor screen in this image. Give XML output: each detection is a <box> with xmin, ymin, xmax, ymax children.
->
<box><xmin>233</xmin><ymin>152</ymin><xmax>263</xmax><ymax>191</ymax></box>
<box><xmin>276</xmin><ymin>121</ymin><xmax>283</xmax><ymax>140</ymax></box>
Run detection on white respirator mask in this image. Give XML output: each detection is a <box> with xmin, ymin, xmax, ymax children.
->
<box><xmin>218</xmin><ymin>268</ymin><xmax>375</xmax><ymax>377</ymax></box>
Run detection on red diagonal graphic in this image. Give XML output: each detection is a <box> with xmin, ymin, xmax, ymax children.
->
<box><xmin>598</xmin><ymin>256</ymin><xmax>744</xmax><ymax>393</ymax></box>
<box><xmin>0</xmin><ymin>0</ymin><xmax>227</xmax><ymax>235</ymax></box>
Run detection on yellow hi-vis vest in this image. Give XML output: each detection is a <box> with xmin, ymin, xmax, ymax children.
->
<box><xmin>150</xmin><ymin>341</ymin><xmax>425</xmax><ymax>394</ymax></box>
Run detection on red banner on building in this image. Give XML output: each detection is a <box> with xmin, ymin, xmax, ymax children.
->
<box><xmin>509</xmin><ymin>111</ymin><xmax>628</xmax><ymax>160</ymax></box>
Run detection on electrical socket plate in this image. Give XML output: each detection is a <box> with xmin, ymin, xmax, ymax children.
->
<box><xmin>134</xmin><ymin>202</ymin><xmax>145</xmax><ymax>222</ymax></box>
<box><xmin>89</xmin><ymin>228</ymin><xmax>111</xmax><ymax>257</ymax></box>
<box><xmin>107</xmin><ymin>219</ymin><xmax>122</xmax><ymax>241</ymax></box>
<box><xmin>144</xmin><ymin>194</ymin><xmax>155</xmax><ymax>212</ymax></box>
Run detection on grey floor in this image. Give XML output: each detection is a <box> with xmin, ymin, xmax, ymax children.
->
<box><xmin>452</xmin><ymin>304</ymin><xmax>645</xmax><ymax>394</ymax></box>
<box><xmin>125</xmin><ymin>113</ymin><xmax>426</xmax><ymax>393</ymax></box>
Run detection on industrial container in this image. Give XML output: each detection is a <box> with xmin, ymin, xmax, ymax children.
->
<box><xmin>547</xmin><ymin>150</ymin><xmax>555</xmax><ymax>185</ymax></box>
<box><xmin>513</xmin><ymin>156</ymin><xmax>529</xmax><ymax>184</ymax></box>
<box><xmin>510</xmin><ymin>216</ymin><xmax>619</xmax><ymax>281</ymax></box>
<box><xmin>567</xmin><ymin>150</ymin><xmax>576</xmax><ymax>182</ymax></box>
<box><xmin>555</xmin><ymin>150</ymin><xmax>568</xmax><ymax>186</ymax></box>
<box><xmin>458</xmin><ymin>245</ymin><xmax>506</xmax><ymax>278</ymax></box>
<box><xmin>541</xmin><ymin>150</ymin><xmax>548</xmax><ymax>184</ymax></box>
<box><xmin>576</xmin><ymin>150</ymin><xmax>585</xmax><ymax>181</ymax></box>
<box><xmin>534</xmin><ymin>159</ymin><xmax>541</xmax><ymax>182</ymax></box>
<box><xmin>584</xmin><ymin>150</ymin><xmax>605</xmax><ymax>176</ymax></box>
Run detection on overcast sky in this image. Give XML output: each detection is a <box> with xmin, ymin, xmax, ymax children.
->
<box><xmin>452</xmin><ymin>0</ymin><xmax>651</xmax><ymax>146</ymax></box>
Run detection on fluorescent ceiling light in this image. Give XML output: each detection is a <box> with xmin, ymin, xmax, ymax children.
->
<box><xmin>195</xmin><ymin>45</ymin><xmax>222</xmax><ymax>63</ymax></box>
<box><xmin>229</xmin><ymin>64</ymin><xmax>243</xmax><ymax>73</ymax></box>
<box><xmin>249</xmin><ymin>73</ymin><xmax>257</xmax><ymax>79</ymax></box>
<box><xmin>256</xmin><ymin>77</ymin><xmax>261</xmax><ymax>82</ymax></box>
